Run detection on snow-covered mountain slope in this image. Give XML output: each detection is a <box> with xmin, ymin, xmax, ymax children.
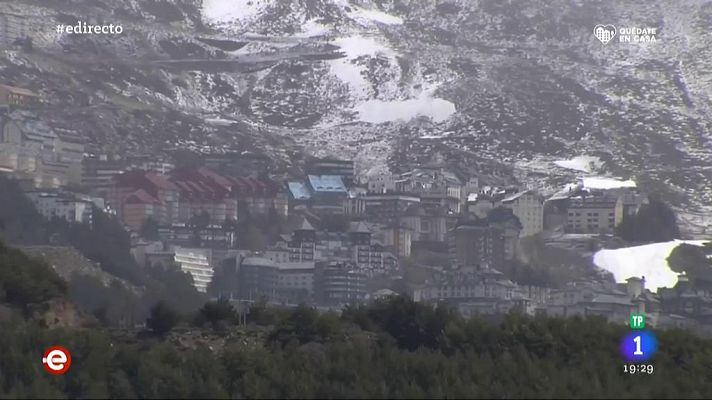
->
<box><xmin>2</xmin><ymin>0</ymin><xmax>712</xmax><ymax>233</ymax></box>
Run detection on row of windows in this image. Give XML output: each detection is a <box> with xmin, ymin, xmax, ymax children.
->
<box><xmin>568</xmin><ymin>211</ymin><xmax>615</xmax><ymax>217</ymax></box>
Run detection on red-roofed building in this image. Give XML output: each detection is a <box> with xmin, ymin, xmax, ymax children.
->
<box><xmin>109</xmin><ymin>170</ymin><xmax>179</xmax><ymax>229</ymax></box>
<box><xmin>123</xmin><ymin>189</ymin><xmax>162</xmax><ymax>231</ymax></box>
<box><xmin>110</xmin><ymin>168</ymin><xmax>287</xmax><ymax>231</ymax></box>
<box><xmin>169</xmin><ymin>167</ymin><xmax>237</xmax><ymax>223</ymax></box>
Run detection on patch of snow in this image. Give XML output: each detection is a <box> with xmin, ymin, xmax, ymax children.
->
<box><xmin>347</xmin><ymin>5</ymin><xmax>403</xmax><ymax>26</ymax></box>
<box><xmin>554</xmin><ymin>155</ymin><xmax>603</xmax><ymax>173</ymax></box>
<box><xmin>355</xmin><ymin>91</ymin><xmax>456</xmax><ymax>124</ymax></box>
<box><xmin>201</xmin><ymin>0</ymin><xmax>273</xmax><ymax>25</ymax></box>
<box><xmin>593</xmin><ymin>240</ymin><xmax>709</xmax><ymax>292</ymax></box>
<box><xmin>581</xmin><ymin>176</ymin><xmax>636</xmax><ymax>190</ymax></box>
<box><xmin>295</xmin><ymin>19</ymin><xmax>331</xmax><ymax>38</ymax></box>
<box><xmin>328</xmin><ymin>35</ymin><xmax>396</xmax><ymax>98</ymax></box>
<box><xmin>205</xmin><ymin>117</ymin><xmax>237</xmax><ymax>126</ymax></box>
<box><xmin>330</xmin><ymin>0</ymin><xmax>403</xmax><ymax>26</ymax></box>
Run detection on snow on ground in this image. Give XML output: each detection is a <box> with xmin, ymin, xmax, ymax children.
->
<box><xmin>346</xmin><ymin>4</ymin><xmax>403</xmax><ymax>26</ymax></box>
<box><xmin>554</xmin><ymin>155</ymin><xmax>603</xmax><ymax>173</ymax></box>
<box><xmin>355</xmin><ymin>91</ymin><xmax>456</xmax><ymax>123</ymax></box>
<box><xmin>295</xmin><ymin>19</ymin><xmax>331</xmax><ymax>37</ymax></box>
<box><xmin>420</xmin><ymin>133</ymin><xmax>449</xmax><ymax>139</ymax></box>
<box><xmin>329</xmin><ymin>0</ymin><xmax>403</xmax><ymax>26</ymax></box>
<box><xmin>201</xmin><ymin>0</ymin><xmax>273</xmax><ymax>25</ymax></box>
<box><xmin>328</xmin><ymin>35</ymin><xmax>396</xmax><ymax>98</ymax></box>
<box><xmin>205</xmin><ymin>117</ymin><xmax>238</xmax><ymax>126</ymax></box>
<box><xmin>593</xmin><ymin>240</ymin><xmax>709</xmax><ymax>292</ymax></box>
<box><xmin>581</xmin><ymin>176</ymin><xmax>636</xmax><ymax>190</ymax></box>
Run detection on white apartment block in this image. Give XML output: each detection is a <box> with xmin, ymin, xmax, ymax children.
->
<box><xmin>174</xmin><ymin>247</ymin><xmax>213</xmax><ymax>293</ymax></box>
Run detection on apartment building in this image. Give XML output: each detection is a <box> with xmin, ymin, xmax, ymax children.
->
<box><xmin>174</xmin><ymin>247</ymin><xmax>214</xmax><ymax>293</ymax></box>
<box><xmin>500</xmin><ymin>190</ymin><xmax>544</xmax><ymax>237</ymax></box>
<box><xmin>25</xmin><ymin>190</ymin><xmax>93</xmax><ymax>225</ymax></box>
<box><xmin>565</xmin><ymin>193</ymin><xmax>618</xmax><ymax>234</ymax></box>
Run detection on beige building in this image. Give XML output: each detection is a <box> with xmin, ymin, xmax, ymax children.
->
<box><xmin>0</xmin><ymin>84</ymin><xmax>39</xmax><ymax>107</ymax></box>
<box><xmin>501</xmin><ymin>190</ymin><xmax>544</xmax><ymax>237</ymax></box>
<box><xmin>386</xmin><ymin>226</ymin><xmax>412</xmax><ymax>258</ymax></box>
<box><xmin>0</xmin><ymin>114</ymin><xmax>84</xmax><ymax>188</ymax></box>
<box><xmin>566</xmin><ymin>194</ymin><xmax>618</xmax><ymax>234</ymax></box>
<box><xmin>565</xmin><ymin>190</ymin><xmax>645</xmax><ymax>234</ymax></box>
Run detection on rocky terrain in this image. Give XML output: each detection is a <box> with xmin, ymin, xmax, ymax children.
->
<box><xmin>1</xmin><ymin>0</ymin><xmax>711</xmax><ymax>233</ymax></box>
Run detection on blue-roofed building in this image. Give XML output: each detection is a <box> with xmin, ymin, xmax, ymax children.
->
<box><xmin>287</xmin><ymin>182</ymin><xmax>312</xmax><ymax>200</ymax></box>
<box><xmin>287</xmin><ymin>181</ymin><xmax>311</xmax><ymax>211</ymax></box>
<box><xmin>306</xmin><ymin>175</ymin><xmax>348</xmax><ymax>214</ymax></box>
<box><xmin>307</xmin><ymin>175</ymin><xmax>347</xmax><ymax>193</ymax></box>
<box><xmin>286</xmin><ymin>175</ymin><xmax>367</xmax><ymax>215</ymax></box>
<box><xmin>305</xmin><ymin>157</ymin><xmax>355</xmax><ymax>187</ymax></box>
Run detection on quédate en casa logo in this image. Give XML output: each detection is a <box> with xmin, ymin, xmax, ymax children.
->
<box><xmin>42</xmin><ymin>346</ymin><xmax>72</xmax><ymax>375</ymax></box>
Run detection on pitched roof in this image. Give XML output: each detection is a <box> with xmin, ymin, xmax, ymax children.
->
<box><xmin>124</xmin><ymin>189</ymin><xmax>161</xmax><ymax>205</ymax></box>
<box><xmin>288</xmin><ymin>181</ymin><xmax>311</xmax><ymax>200</ymax></box>
<box><xmin>502</xmin><ymin>190</ymin><xmax>533</xmax><ymax>203</ymax></box>
<box><xmin>296</xmin><ymin>217</ymin><xmax>315</xmax><ymax>231</ymax></box>
<box><xmin>348</xmin><ymin>221</ymin><xmax>371</xmax><ymax>233</ymax></box>
<box><xmin>145</xmin><ymin>172</ymin><xmax>178</xmax><ymax>191</ymax></box>
<box><xmin>0</xmin><ymin>84</ymin><xmax>38</xmax><ymax>97</ymax></box>
<box><xmin>307</xmin><ymin>175</ymin><xmax>346</xmax><ymax>193</ymax></box>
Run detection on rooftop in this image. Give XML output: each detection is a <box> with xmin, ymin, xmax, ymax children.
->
<box><xmin>241</xmin><ymin>257</ymin><xmax>277</xmax><ymax>268</ymax></box>
<box><xmin>307</xmin><ymin>175</ymin><xmax>347</xmax><ymax>193</ymax></box>
<box><xmin>124</xmin><ymin>189</ymin><xmax>161</xmax><ymax>205</ymax></box>
<box><xmin>502</xmin><ymin>190</ymin><xmax>534</xmax><ymax>203</ymax></box>
<box><xmin>287</xmin><ymin>181</ymin><xmax>311</xmax><ymax>200</ymax></box>
<box><xmin>0</xmin><ymin>84</ymin><xmax>38</xmax><ymax>97</ymax></box>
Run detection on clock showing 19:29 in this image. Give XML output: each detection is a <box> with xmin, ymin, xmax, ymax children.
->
<box><xmin>620</xmin><ymin>330</ymin><xmax>658</xmax><ymax>363</ymax></box>
<box><xmin>623</xmin><ymin>364</ymin><xmax>654</xmax><ymax>374</ymax></box>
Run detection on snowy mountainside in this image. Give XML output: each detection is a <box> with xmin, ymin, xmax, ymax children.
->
<box><xmin>2</xmin><ymin>0</ymin><xmax>712</xmax><ymax>233</ymax></box>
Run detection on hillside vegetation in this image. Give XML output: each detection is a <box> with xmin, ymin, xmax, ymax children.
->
<box><xmin>1</xmin><ymin>242</ymin><xmax>711</xmax><ymax>398</ymax></box>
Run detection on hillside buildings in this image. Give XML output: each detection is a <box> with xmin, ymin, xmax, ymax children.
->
<box><xmin>0</xmin><ymin>84</ymin><xmax>38</xmax><ymax>107</ymax></box>
<box><xmin>318</xmin><ymin>261</ymin><xmax>368</xmax><ymax>306</ymax></box>
<box><xmin>305</xmin><ymin>157</ymin><xmax>355</xmax><ymax>186</ymax></box>
<box><xmin>551</xmin><ymin>186</ymin><xmax>648</xmax><ymax>234</ymax></box>
<box><xmin>203</xmin><ymin>152</ymin><xmax>272</xmax><ymax>179</ymax></box>
<box><xmin>25</xmin><ymin>190</ymin><xmax>94</xmax><ymax>225</ymax></box>
<box><xmin>109</xmin><ymin>168</ymin><xmax>286</xmax><ymax>231</ymax></box>
<box><xmin>448</xmin><ymin>208</ymin><xmax>522</xmax><ymax>271</ymax></box>
<box><xmin>501</xmin><ymin>190</ymin><xmax>544</xmax><ymax>237</ymax></box>
<box><xmin>0</xmin><ymin>12</ymin><xmax>29</xmax><ymax>48</ymax></box>
<box><xmin>272</xmin><ymin>218</ymin><xmax>398</xmax><ymax>276</ymax></box>
<box><xmin>0</xmin><ymin>110</ymin><xmax>84</xmax><ymax>188</ymax></box>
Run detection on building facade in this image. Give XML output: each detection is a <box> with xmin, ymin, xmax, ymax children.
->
<box><xmin>501</xmin><ymin>190</ymin><xmax>544</xmax><ymax>237</ymax></box>
<box><xmin>174</xmin><ymin>247</ymin><xmax>214</xmax><ymax>293</ymax></box>
<box><xmin>25</xmin><ymin>190</ymin><xmax>93</xmax><ymax>225</ymax></box>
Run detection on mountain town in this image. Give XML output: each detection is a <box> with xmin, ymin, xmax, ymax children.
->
<box><xmin>1</xmin><ymin>82</ymin><xmax>710</xmax><ymax>338</ymax></box>
<box><xmin>2</xmin><ymin>0</ymin><xmax>712</xmax><ymax>398</ymax></box>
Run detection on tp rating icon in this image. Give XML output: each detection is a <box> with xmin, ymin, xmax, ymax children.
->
<box><xmin>630</xmin><ymin>314</ymin><xmax>645</xmax><ymax>329</ymax></box>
